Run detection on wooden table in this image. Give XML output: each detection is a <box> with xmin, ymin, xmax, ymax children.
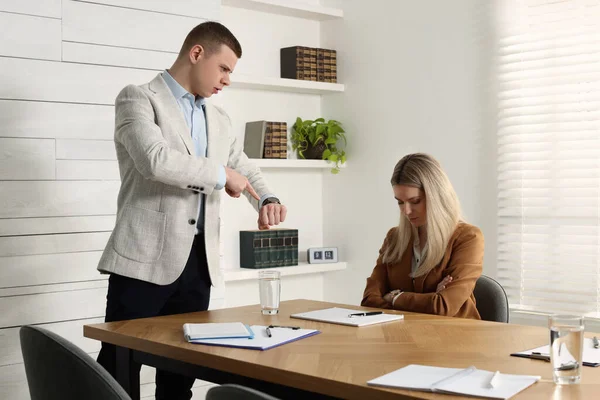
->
<box><xmin>84</xmin><ymin>299</ymin><xmax>600</xmax><ymax>399</ymax></box>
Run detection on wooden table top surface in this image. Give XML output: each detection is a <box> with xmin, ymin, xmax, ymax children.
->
<box><xmin>84</xmin><ymin>299</ymin><xmax>600</xmax><ymax>399</ymax></box>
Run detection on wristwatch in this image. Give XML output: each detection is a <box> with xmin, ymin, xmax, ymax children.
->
<box><xmin>261</xmin><ymin>197</ymin><xmax>281</xmax><ymax>207</ymax></box>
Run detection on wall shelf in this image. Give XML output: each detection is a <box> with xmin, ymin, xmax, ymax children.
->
<box><xmin>231</xmin><ymin>74</ymin><xmax>344</xmax><ymax>94</ymax></box>
<box><xmin>221</xmin><ymin>0</ymin><xmax>343</xmax><ymax>21</ymax></box>
<box><xmin>252</xmin><ymin>158</ymin><xmax>345</xmax><ymax>169</ymax></box>
<box><xmin>224</xmin><ymin>262</ymin><xmax>347</xmax><ymax>282</ymax></box>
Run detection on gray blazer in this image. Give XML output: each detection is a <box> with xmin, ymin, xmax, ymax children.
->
<box><xmin>97</xmin><ymin>73</ymin><xmax>272</xmax><ymax>286</ymax></box>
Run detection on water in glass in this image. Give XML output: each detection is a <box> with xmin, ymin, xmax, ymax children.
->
<box><xmin>549</xmin><ymin>315</ymin><xmax>584</xmax><ymax>385</ymax></box>
<box><xmin>259</xmin><ymin>271</ymin><xmax>280</xmax><ymax>315</ymax></box>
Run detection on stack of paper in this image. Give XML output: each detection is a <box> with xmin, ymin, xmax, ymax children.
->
<box><xmin>183</xmin><ymin>322</ymin><xmax>254</xmax><ymax>341</ymax></box>
<box><xmin>187</xmin><ymin>325</ymin><xmax>320</xmax><ymax>351</ymax></box>
<box><xmin>290</xmin><ymin>307</ymin><xmax>403</xmax><ymax>327</ymax></box>
<box><xmin>367</xmin><ymin>365</ymin><xmax>540</xmax><ymax>400</ymax></box>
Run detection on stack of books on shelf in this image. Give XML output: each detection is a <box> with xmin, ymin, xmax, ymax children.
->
<box><xmin>240</xmin><ymin>229</ymin><xmax>299</xmax><ymax>269</ymax></box>
<box><xmin>281</xmin><ymin>46</ymin><xmax>337</xmax><ymax>83</ymax></box>
<box><xmin>243</xmin><ymin>120</ymin><xmax>288</xmax><ymax>159</ymax></box>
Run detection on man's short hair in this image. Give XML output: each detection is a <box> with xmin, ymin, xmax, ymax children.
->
<box><xmin>180</xmin><ymin>21</ymin><xmax>242</xmax><ymax>58</ymax></box>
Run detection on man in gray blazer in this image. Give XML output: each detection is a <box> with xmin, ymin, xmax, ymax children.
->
<box><xmin>96</xmin><ymin>22</ymin><xmax>287</xmax><ymax>400</ymax></box>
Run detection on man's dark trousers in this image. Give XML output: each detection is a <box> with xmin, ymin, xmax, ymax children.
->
<box><xmin>97</xmin><ymin>233</ymin><xmax>211</xmax><ymax>400</ymax></box>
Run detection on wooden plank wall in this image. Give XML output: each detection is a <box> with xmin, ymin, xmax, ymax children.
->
<box><xmin>0</xmin><ymin>1</ymin><xmax>220</xmax><ymax>398</ymax></box>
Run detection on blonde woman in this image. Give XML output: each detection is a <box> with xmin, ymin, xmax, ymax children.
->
<box><xmin>361</xmin><ymin>153</ymin><xmax>484</xmax><ymax>319</ymax></box>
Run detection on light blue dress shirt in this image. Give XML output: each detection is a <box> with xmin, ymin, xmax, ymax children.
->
<box><xmin>162</xmin><ymin>71</ymin><xmax>275</xmax><ymax>232</ymax></box>
<box><xmin>162</xmin><ymin>70</ymin><xmax>225</xmax><ymax>232</ymax></box>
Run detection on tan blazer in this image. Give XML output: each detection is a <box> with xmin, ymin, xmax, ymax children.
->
<box><xmin>97</xmin><ymin>74</ymin><xmax>273</xmax><ymax>287</ymax></box>
<box><xmin>362</xmin><ymin>222</ymin><xmax>484</xmax><ymax>319</ymax></box>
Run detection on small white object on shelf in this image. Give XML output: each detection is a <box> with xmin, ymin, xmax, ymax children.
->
<box><xmin>231</xmin><ymin>74</ymin><xmax>344</xmax><ymax>94</ymax></box>
<box><xmin>221</xmin><ymin>0</ymin><xmax>343</xmax><ymax>21</ymax></box>
<box><xmin>307</xmin><ymin>247</ymin><xmax>338</xmax><ymax>263</ymax></box>
<box><xmin>223</xmin><ymin>262</ymin><xmax>346</xmax><ymax>282</ymax></box>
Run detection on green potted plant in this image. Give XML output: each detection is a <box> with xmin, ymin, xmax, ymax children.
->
<box><xmin>290</xmin><ymin>117</ymin><xmax>347</xmax><ymax>173</ymax></box>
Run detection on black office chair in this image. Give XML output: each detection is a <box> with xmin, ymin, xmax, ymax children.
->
<box><xmin>206</xmin><ymin>384</ymin><xmax>281</xmax><ymax>400</ymax></box>
<box><xmin>19</xmin><ymin>325</ymin><xmax>131</xmax><ymax>400</ymax></box>
<box><xmin>473</xmin><ymin>275</ymin><xmax>509</xmax><ymax>323</ymax></box>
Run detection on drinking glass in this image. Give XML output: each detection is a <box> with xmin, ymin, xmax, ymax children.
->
<box><xmin>258</xmin><ymin>270</ymin><xmax>281</xmax><ymax>315</ymax></box>
<box><xmin>549</xmin><ymin>314</ymin><xmax>584</xmax><ymax>384</ymax></box>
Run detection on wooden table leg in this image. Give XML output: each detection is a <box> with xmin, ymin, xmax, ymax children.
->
<box><xmin>116</xmin><ymin>346</ymin><xmax>140</xmax><ymax>400</ymax></box>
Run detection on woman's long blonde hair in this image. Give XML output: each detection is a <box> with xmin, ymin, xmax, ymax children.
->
<box><xmin>382</xmin><ymin>153</ymin><xmax>462</xmax><ymax>277</ymax></box>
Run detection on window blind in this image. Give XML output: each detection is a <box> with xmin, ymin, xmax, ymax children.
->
<box><xmin>496</xmin><ymin>0</ymin><xmax>600</xmax><ymax>315</ymax></box>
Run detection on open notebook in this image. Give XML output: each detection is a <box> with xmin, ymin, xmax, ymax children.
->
<box><xmin>183</xmin><ymin>322</ymin><xmax>254</xmax><ymax>341</ymax></box>
<box><xmin>290</xmin><ymin>307</ymin><xmax>403</xmax><ymax>327</ymax></box>
<box><xmin>187</xmin><ymin>325</ymin><xmax>320</xmax><ymax>351</ymax></box>
<box><xmin>511</xmin><ymin>337</ymin><xmax>600</xmax><ymax>367</ymax></box>
<box><xmin>367</xmin><ymin>365</ymin><xmax>540</xmax><ymax>400</ymax></box>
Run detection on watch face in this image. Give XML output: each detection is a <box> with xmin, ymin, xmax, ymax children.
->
<box><xmin>264</xmin><ymin>197</ymin><xmax>279</xmax><ymax>205</ymax></box>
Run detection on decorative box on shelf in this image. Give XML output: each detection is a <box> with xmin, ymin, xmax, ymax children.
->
<box><xmin>281</xmin><ymin>46</ymin><xmax>337</xmax><ymax>83</ymax></box>
<box><xmin>240</xmin><ymin>229</ymin><xmax>299</xmax><ymax>269</ymax></box>
<box><xmin>244</xmin><ymin>120</ymin><xmax>288</xmax><ymax>159</ymax></box>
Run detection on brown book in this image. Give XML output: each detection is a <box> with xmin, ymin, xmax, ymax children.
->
<box><xmin>330</xmin><ymin>49</ymin><xmax>337</xmax><ymax>83</ymax></box>
<box><xmin>274</xmin><ymin>122</ymin><xmax>283</xmax><ymax>159</ymax></box>
<box><xmin>271</xmin><ymin>122</ymin><xmax>280</xmax><ymax>159</ymax></box>
<box><xmin>302</xmin><ymin>46</ymin><xmax>311</xmax><ymax>81</ymax></box>
<box><xmin>324</xmin><ymin>49</ymin><xmax>332</xmax><ymax>83</ymax></box>
<box><xmin>280</xmin><ymin>46</ymin><xmax>305</xmax><ymax>80</ymax></box>
<box><xmin>263</xmin><ymin>123</ymin><xmax>274</xmax><ymax>158</ymax></box>
<box><xmin>317</xmin><ymin>48</ymin><xmax>326</xmax><ymax>82</ymax></box>
<box><xmin>279</xmin><ymin>122</ymin><xmax>287</xmax><ymax>159</ymax></box>
<box><xmin>309</xmin><ymin>48</ymin><xmax>317</xmax><ymax>81</ymax></box>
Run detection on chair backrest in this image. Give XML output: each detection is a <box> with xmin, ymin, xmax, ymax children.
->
<box><xmin>19</xmin><ymin>325</ymin><xmax>131</xmax><ymax>400</ymax></box>
<box><xmin>473</xmin><ymin>275</ymin><xmax>510</xmax><ymax>323</ymax></box>
<box><xmin>206</xmin><ymin>384</ymin><xmax>281</xmax><ymax>400</ymax></box>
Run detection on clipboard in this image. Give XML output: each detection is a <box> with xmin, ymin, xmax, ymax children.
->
<box><xmin>187</xmin><ymin>325</ymin><xmax>320</xmax><ymax>351</ymax></box>
<box><xmin>511</xmin><ymin>337</ymin><xmax>600</xmax><ymax>367</ymax></box>
<box><xmin>290</xmin><ymin>307</ymin><xmax>403</xmax><ymax>327</ymax></box>
<box><xmin>510</xmin><ymin>352</ymin><xmax>600</xmax><ymax>367</ymax></box>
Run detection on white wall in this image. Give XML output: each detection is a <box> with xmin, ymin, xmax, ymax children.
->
<box><xmin>319</xmin><ymin>0</ymin><xmax>498</xmax><ymax>305</ymax></box>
